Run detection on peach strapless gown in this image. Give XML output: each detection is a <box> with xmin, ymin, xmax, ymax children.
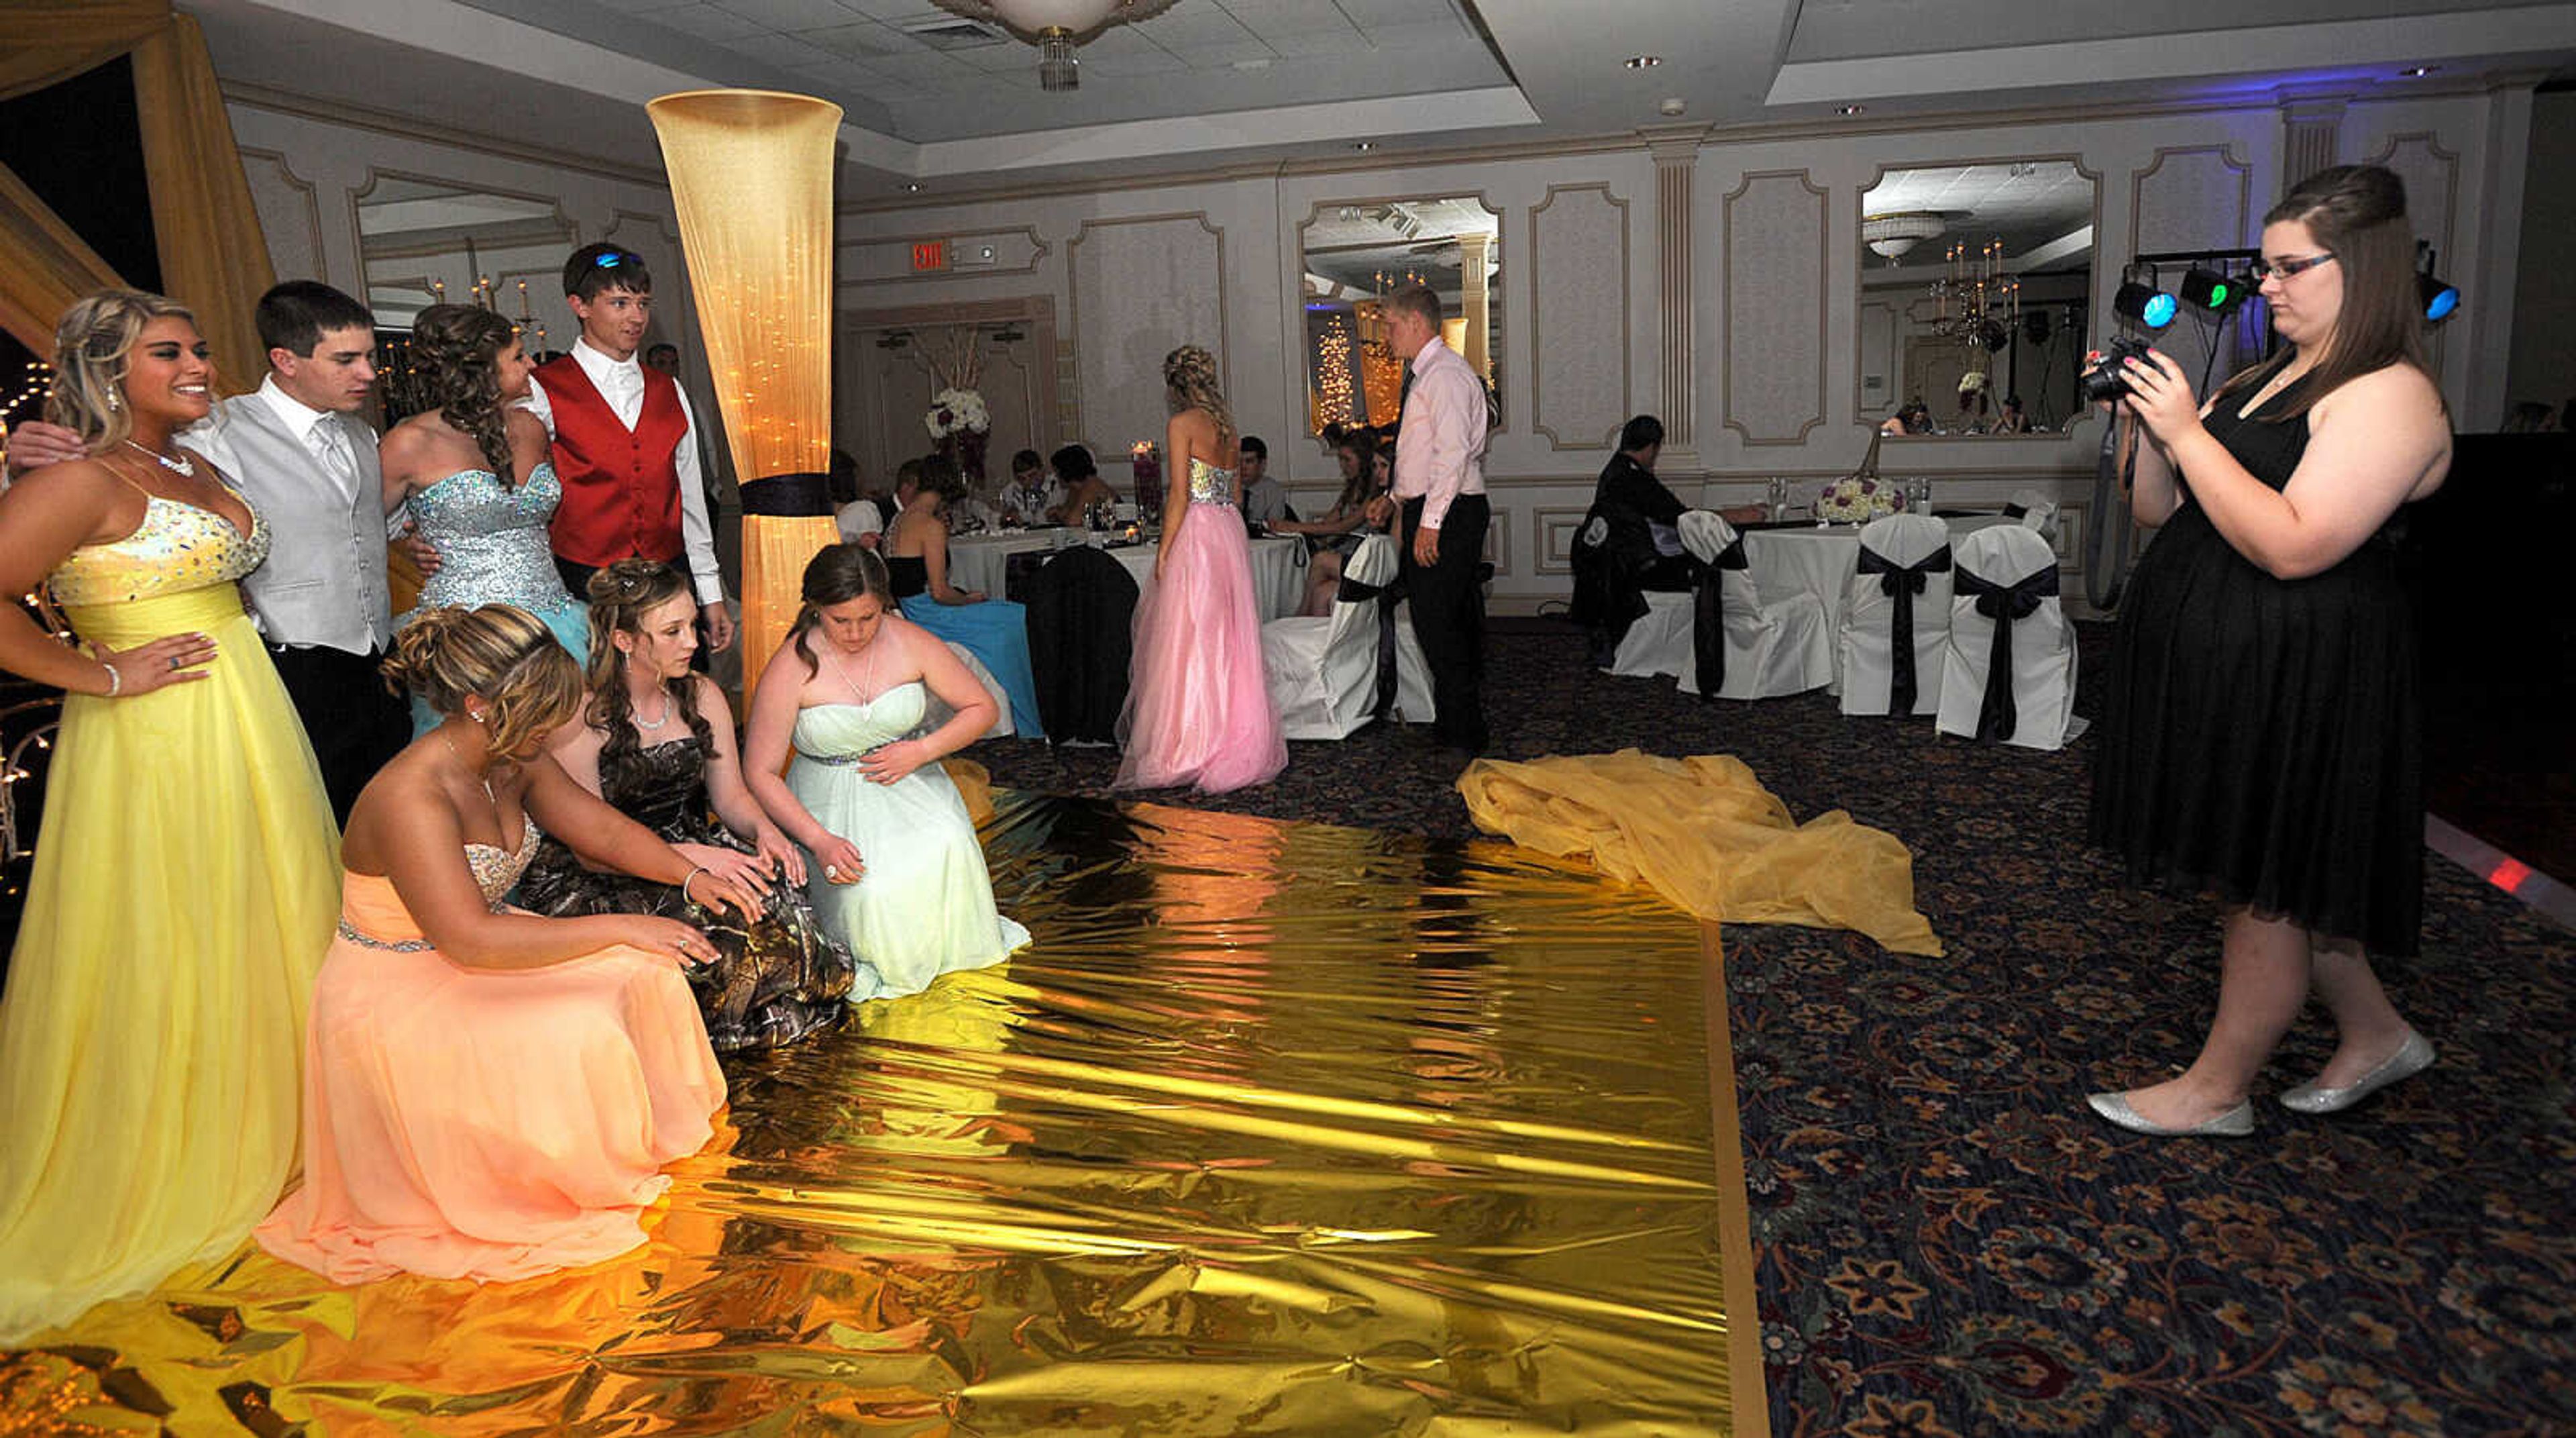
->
<box><xmin>256</xmin><ymin>817</ymin><xmax>726</xmax><ymax>1284</ymax></box>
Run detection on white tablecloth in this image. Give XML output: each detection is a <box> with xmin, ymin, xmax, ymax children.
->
<box><xmin>1744</xmin><ymin>515</ymin><xmax>2017</xmax><ymax>684</ymax></box>
<box><xmin>947</xmin><ymin>531</ymin><xmax>1308</xmax><ymax>621</ymax></box>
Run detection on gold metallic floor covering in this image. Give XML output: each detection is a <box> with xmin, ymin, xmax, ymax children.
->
<box><xmin>3</xmin><ymin>794</ymin><xmax>1756</xmax><ymax>1436</ymax></box>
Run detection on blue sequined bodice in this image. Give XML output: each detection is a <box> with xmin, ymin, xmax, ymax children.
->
<box><xmin>1187</xmin><ymin>458</ymin><xmax>1233</xmax><ymax>507</ymax></box>
<box><xmin>409</xmin><ymin>463</ymin><xmax>573</xmax><ymax>613</ymax></box>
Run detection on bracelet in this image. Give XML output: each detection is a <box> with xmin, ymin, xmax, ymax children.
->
<box><xmin>679</xmin><ymin>865</ymin><xmax>706</xmax><ymax>906</ymax></box>
<box><xmin>97</xmin><ymin>660</ymin><xmax>121</xmax><ymax>698</ymax></box>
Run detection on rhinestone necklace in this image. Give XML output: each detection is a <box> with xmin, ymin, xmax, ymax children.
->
<box><xmin>123</xmin><ymin>440</ymin><xmax>196</xmax><ymax>478</ymax></box>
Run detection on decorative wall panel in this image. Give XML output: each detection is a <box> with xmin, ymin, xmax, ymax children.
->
<box><xmin>1721</xmin><ymin>170</ymin><xmax>1828</xmax><ymax>446</ymax></box>
<box><xmin>1535</xmin><ymin>505</ymin><xmax>1595</xmax><ymax>575</ymax></box>
<box><xmin>2128</xmin><ymin>144</ymin><xmax>2252</xmax><ymax>258</ymax></box>
<box><xmin>238</xmin><ymin>148</ymin><xmax>324</xmax><ymax>284</ymax></box>
<box><xmin>1067</xmin><ymin>213</ymin><xmax>1226</xmax><ymax>454</ymax></box>
<box><xmin>1529</xmin><ymin>184</ymin><xmax>1631</xmax><ymax>450</ymax></box>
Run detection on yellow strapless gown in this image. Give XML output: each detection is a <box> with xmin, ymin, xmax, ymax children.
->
<box><xmin>0</xmin><ymin>491</ymin><xmax>340</xmax><ymax>1344</ymax></box>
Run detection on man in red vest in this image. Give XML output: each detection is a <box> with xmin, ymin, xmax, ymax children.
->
<box><xmin>524</xmin><ymin>242</ymin><xmax>733</xmax><ymax>652</ymax></box>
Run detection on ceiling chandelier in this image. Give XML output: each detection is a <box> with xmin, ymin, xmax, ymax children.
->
<box><xmin>932</xmin><ymin>1</ymin><xmax>1181</xmax><ymax>91</ymax></box>
<box><xmin>1862</xmin><ymin>211</ymin><xmax>1944</xmax><ymax>263</ymax></box>
<box><xmin>1929</xmin><ymin>238</ymin><xmax>2021</xmax><ymax>351</ymax></box>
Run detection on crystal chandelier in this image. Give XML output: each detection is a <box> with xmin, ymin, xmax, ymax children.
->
<box><xmin>1929</xmin><ymin>238</ymin><xmax>2020</xmax><ymax>352</ymax></box>
<box><xmin>931</xmin><ymin>1</ymin><xmax>1181</xmax><ymax>91</ymax></box>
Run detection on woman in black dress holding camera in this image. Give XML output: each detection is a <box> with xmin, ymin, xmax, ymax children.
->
<box><xmin>2086</xmin><ymin>164</ymin><xmax>2452</xmax><ymax>1137</ymax></box>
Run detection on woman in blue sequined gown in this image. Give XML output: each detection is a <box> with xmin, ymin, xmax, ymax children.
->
<box><xmin>382</xmin><ymin>306</ymin><xmax>587</xmax><ymax>731</ymax></box>
<box><xmin>744</xmin><ymin>546</ymin><xmax>1028</xmax><ymax>998</ymax></box>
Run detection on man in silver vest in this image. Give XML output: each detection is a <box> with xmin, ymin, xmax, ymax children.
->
<box><xmin>5</xmin><ymin>280</ymin><xmax>414</xmax><ymax>820</ymax></box>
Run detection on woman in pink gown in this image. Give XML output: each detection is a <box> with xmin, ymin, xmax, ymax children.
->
<box><xmin>256</xmin><ymin>604</ymin><xmax>765</xmax><ymax>1284</ymax></box>
<box><xmin>1114</xmin><ymin>345</ymin><xmax>1287</xmax><ymax>794</ymax></box>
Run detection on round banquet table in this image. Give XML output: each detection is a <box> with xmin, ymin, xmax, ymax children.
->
<box><xmin>945</xmin><ymin>531</ymin><xmax>1308</xmax><ymax>621</ymax></box>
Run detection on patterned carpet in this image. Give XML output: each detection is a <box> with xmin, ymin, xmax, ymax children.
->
<box><xmin>970</xmin><ymin>619</ymin><xmax>2576</xmax><ymax>1437</ymax></box>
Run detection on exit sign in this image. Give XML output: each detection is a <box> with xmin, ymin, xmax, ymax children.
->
<box><xmin>910</xmin><ymin>241</ymin><xmax>948</xmax><ymax>272</ymax></box>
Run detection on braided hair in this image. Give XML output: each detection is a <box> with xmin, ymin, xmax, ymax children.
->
<box><xmin>1161</xmin><ymin>344</ymin><xmax>1235</xmax><ymax>449</ymax></box>
<box><xmin>381</xmin><ymin>605</ymin><xmax>582</xmax><ymax>760</ymax></box>
<box><xmin>409</xmin><ymin>304</ymin><xmax>519</xmax><ymax>484</ymax></box>
<box><xmin>784</xmin><ymin>544</ymin><xmax>895</xmax><ymax>678</ymax></box>
<box><xmin>583</xmin><ymin>560</ymin><xmax>715</xmax><ymax>774</ymax></box>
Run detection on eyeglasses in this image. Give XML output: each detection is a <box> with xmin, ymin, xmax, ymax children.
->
<box><xmin>2256</xmin><ymin>252</ymin><xmax>2336</xmax><ymax>282</ymax></box>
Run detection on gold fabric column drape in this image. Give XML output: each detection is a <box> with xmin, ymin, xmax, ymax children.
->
<box><xmin>645</xmin><ymin>90</ymin><xmax>843</xmax><ymax>695</ymax></box>
<box><xmin>0</xmin><ymin>0</ymin><xmax>277</xmax><ymax>389</ymax></box>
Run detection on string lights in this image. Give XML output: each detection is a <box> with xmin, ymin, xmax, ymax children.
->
<box><xmin>1313</xmin><ymin>310</ymin><xmax>1356</xmax><ymax>427</ymax></box>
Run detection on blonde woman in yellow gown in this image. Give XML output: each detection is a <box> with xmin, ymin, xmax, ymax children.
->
<box><xmin>0</xmin><ymin>291</ymin><xmax>340</xmax><ymax>1343</ymax></box>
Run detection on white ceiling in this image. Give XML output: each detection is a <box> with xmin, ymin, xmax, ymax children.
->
<box><xmin>180</xmin><ymin>0</ymin><xmax>2576</xmax><ymax>197</ymax></box>
<box><xmin>1864</xmin><ymin>162</ymin><xmax>2098</xmax><ymax>269</ymax></box>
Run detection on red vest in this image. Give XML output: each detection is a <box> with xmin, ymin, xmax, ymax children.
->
<box><xmin>539</xmin><ymin>354</ymin><xmax>690</xmax><ymax>568</ymax></box>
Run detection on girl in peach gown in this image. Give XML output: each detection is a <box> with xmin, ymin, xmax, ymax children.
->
<box><xmin>256</xmin><ymin>605</ymin><xmax>761</xmax><ymax>1284</ymax></box>
<box><xmin>1113</xmin><ymin>344</ymin><xmax>1286</xmax><ymax>794</ymax></box>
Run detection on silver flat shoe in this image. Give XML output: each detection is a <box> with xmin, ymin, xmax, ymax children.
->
<box><xmin>2086</xmin><ymin>1091</ymin><xmax>2255</xmax><ymax>1137</ymax></box>
<box><xmin>2279</xmin><ymin>1030</ymin><xmax>2435</xmax><ymax>1115</ymax></box>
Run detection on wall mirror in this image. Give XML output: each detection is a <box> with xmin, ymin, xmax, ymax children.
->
<box><xmin>1856</xmin><ymin>158</ymin><xmax>2098</xmax><ymax>436</ymax></box>
<box><xmin>356</xmin><ymin>175</ymin><xmax>576</xmax><ymax>417</ymax></box>
<box><xmin>1296</xmin><ymin>195</ymin><xmax>1500</xmax><ymax>437</ymax></box>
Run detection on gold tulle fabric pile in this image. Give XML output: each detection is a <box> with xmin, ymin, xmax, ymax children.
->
<box><xmin>1459</xmin><ymin>749</ymin><xmax>1943</xmax><ymax>956</ymax></box>
<box><xmin>1</xmin><ymin>794</ymin><xmax>1757</xmax><ymax>1435</ymax></box>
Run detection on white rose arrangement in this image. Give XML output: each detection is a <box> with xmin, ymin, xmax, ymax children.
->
<box><xmin>924</xmin><ymin>387</ymin><xmax>990</xmax><ymax>440</ymax></box>
<box><xmin>1817</xmin><ymin>475</ymin><xmax>1903</xmax><ymax>523</ymax></box>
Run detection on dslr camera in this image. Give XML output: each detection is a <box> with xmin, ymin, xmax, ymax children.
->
<box><xmin>2080</xmin><ymin>336</ymin><xmax>2157</xmax><ymax>404</ymax></box>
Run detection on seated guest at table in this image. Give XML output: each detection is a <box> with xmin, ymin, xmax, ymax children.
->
<box><xmin>830</xmin><ymin>448</ymin><xmax>880</xmax><ymax>546</ymax></box>
<box><xmin>1047</xmin><ymin>444</ymin><xmax>1114</xmax><ymax>528</ymax></box>
<box><xmin>742</xmin><ymin>545</ymin><xmax>1029</xmax><ymax>996</ymax></box>
<box><xmin>1236</xmin><ymin>435</ymin><xmax>1289</xmax><ymax>528</ymax></box>
<box><xmin>257</xmin><ymin>603</ymin><xmax>755</xmax><ymax>1284</ymax></box>
<box><xmin>1594</xmin><ymin>415</ymin><xmax>1697</xmax><ymax>592</ymax></box>
<box><xmin>885</xmin><ymin>455</ymin><xmax>1042</xmax><ymax>735</ymax></box>
<box><xmin>997</xmin><ymin>448</ymin><xmax>1056</xmax><ymax>525</ymax></box>
<box><xmin>521</xmin><ymin>560</ymin><xmax>867</xmax><ymax>1053</ymax></box>
<box><xmin>1271</xmin><ymin>430</ymin><xmax>1389</xmax><ymax>616</ymax></box>
<box><xmin>1996</xmin><ymin>395</ymin><xmax>2035</xmax><ymax>434</ymax></box>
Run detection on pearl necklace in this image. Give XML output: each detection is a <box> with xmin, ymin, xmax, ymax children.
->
<box><xmin>635</xmin><ymin>688</ymin><xmax>673</xmax><ymax>731</ymax></box>
<box><xmin>123</xmin><ymin>440</ymin><xmax>196</xmax><ymax>478</ymax></box>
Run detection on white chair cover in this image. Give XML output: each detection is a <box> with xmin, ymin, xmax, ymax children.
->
<box><xmin>1839</xmin><ymin>513</ymin><xmax>1953</xmax><ymax>717</ymax></box>
<box><xmin>1672</xmin><ymin>511</ymin><xmax>1831</xmax><ymax>701</ymax></box>
<box><xmin>926</xmin><ymin>639</ymin><xmax>1016</xmax><ymax>738</ymax></box>
<box><xmin>1935</xmin><ymin>525</ymin><xmax>2080</xmax><ymax>750</ymax></box>
<box><xmin>1605</xmin><ymin>590</ymin><xmax>1694</xmax><ymax>678</ymax></box>
<box><xmin>1260</xmin><ymin>534</ymin><xmax>1432</xmax><ymax>738</ymax></box>
<box><xmin>2006</xmin><ymin>487</ymin><xmax>2061</xmax><ymax>543</ymax></box>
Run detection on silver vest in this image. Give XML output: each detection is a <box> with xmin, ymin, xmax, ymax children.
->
<box><xmin>215</xmin><ymin>397</ymin><xmax>394</xmax><ymax>654</ymax></box>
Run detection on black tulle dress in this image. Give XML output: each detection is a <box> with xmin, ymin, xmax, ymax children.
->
<box><xmin>2088</xmin><ymin>376</ymin><xmax>2424</xmax><ymax>956</ymax></box>
<box><xmin>517</xmin><ymin>735</ymin><xmax>862</xmax><ymax>1051</ymax></box>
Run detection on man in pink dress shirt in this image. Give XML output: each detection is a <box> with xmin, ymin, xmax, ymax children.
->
<box><xmin>1376</xmin><ymin>286</ymin><xmax>1491</xmax><ymax>754</ymax></box>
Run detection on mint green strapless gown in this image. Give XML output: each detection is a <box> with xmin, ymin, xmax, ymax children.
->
<box><xmin>786</xmin><ymin>682</ymin><xmax>1028</xmax><ymax>996</ymax></box>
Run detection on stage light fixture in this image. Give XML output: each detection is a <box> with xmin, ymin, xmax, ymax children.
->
<box><xmin>2416</xmin><ymin>244</ymin><xmax>2459</xmax><ymax>322</ymax></box>
<box><xmin>2114</xmin><ymin>277</ymin><xmax>2176</xmax><ymax>330</ymax></box>
<box><xmin>2179</xmin><ymin>264</ymin><xmax>2239</xmax><ymax>313</ymax></box>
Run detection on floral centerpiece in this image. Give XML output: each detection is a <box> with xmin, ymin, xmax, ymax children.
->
<box><xmin>923</xmin><ymin>386</ymin><xmax>989</xmax><ymax>442</ymax></box>
<box><xmin>1817</xmin><ymin>474</ymin><xmax>1904</xmax><ymax>523</ymax></box>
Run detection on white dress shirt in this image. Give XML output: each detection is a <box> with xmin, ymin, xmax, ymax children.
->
<box><xmin>523</xmin><ymin>337</ymin><xmax>726</xmax><ymax>606</ymax></box>
<box><xmin>1391</xmin><ymin>336</ymin><xmax>1489</xmax><ymax>531</ymax></box>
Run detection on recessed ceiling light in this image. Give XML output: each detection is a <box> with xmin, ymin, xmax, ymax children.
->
<box><xmin>1625</xmin><ymin>54</ymin><xmax>1661</xmax><ymax>69</ymax></box>
<box><xmin>1352</xmin><ymin>141</ymin><xmax>1376</xmax><ymax>151</ymax></box>
<box><xmin>2399</xmin><ymin>64</ymin><xmax>2439</xmax><ymax>77</ymax></box>
<box><xmin>1837</xmin><ymin>103</ymin><xmax>1866</xmax><ymax>115</ymax></box>
<box><xmin>902</xmin><ymin>183</ymin><xmax>922</xmax><ymax>192</ymax></box>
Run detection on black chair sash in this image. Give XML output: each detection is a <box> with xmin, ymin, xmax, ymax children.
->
<box><xmin>1334</xmin><ymin>571</ymin><xmax>1406</xmax><ymax>721</ymax></box>
<box><xmin>1854</xmin><ymin>543</ymin><xmax>1953</xmax><ymax>715</ymax></box>
<box><xmin>2000</xmin><ymin>501</ymin><xmax>2029</xmax><ymax>519</ymax></box>
<box><xmin>1688</xmin><ymin>533</ymin><xmax>1749</xmax><ymax>700</ymax></box>
<box><xmin>1952</xmin><ymin>564</ymin><xmax>2058</xmax><ymax>741</ymax></box>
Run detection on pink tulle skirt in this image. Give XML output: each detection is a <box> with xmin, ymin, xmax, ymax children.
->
<box><xmin>1115</xmin><ymin>501</ymin><xmax>1288</xmax><ymax>793</ymax></box>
